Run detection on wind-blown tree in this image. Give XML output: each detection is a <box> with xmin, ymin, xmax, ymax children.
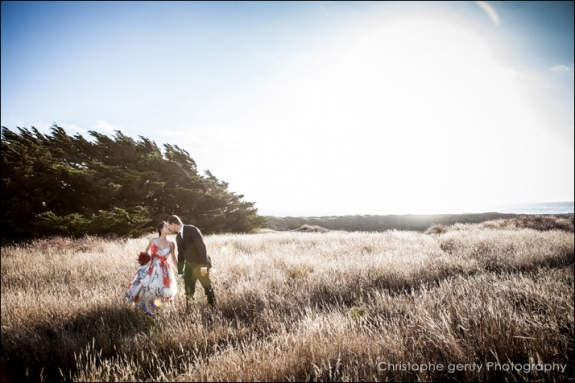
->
<box><xmin>1</xmin><ymin>125</ymin><xmax>265</xmax><ymax>240</ymax></box>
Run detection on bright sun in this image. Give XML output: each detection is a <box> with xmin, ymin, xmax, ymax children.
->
<box><xmin>270</xmin><ymin>8</ymin><xmax>546</xmax><ymax>215</ymax></box>
<box><xmin>236</xmin><ymin>5</ymin><xmax>561</xmax><ymax>216</ymax></box>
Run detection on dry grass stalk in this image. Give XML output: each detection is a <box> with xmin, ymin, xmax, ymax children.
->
<box><xmin>1</xmin><ymin>220</ymin><xmax>573</xmax><ymax>382</ymax></box>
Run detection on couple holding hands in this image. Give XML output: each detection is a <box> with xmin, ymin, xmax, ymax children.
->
<box><xmin>125</xmin><ymin>215</ymin><xmax>216</xmax><ymax>315</ymax></box>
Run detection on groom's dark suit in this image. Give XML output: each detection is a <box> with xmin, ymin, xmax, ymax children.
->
<box><xmin>176</xmin><ymin>225</ymin><xmax>216</xmax><ymax>306</ymax></box>
<box><xmin>176</xmin><ymin>225</ymin><xmax>212</xmax><ymax>269</ymax></box>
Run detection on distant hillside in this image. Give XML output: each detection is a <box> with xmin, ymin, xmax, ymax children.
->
<box><xmin>263</xmin><ymin>213</ymin><xmax>575</xmax><ymax>232</ymax></box>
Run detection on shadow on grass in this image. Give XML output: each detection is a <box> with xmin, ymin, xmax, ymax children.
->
<box><xmin>307</xmin><ymin>253</ymin><xmax>574</xmax><ymax>311</ymax></box>
<box><xmin>1</xmin><ymin>303</ymin><xmax>155</xmax><ymax>383</ymax></box>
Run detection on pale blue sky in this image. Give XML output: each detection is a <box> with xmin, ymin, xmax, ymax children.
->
<box><xmin>2</xmin><ymin>1</ymin><xmax>574</xmax><ymax>216</ymax></box>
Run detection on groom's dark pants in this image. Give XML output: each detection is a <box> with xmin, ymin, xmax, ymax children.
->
<box><xmin>183</xmin><ymin>262</ymin><xmax>216</xmax><ymax>306</ymax></box>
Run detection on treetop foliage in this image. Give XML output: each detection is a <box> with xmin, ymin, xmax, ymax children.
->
<box><xmin>1</xmin><ymin>125</ymin><xmax>265</xmax><ymax>240</ymax></box>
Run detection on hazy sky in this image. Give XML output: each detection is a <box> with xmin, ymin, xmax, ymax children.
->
<box><xmin>2</xmin><ymin>1</ymin><xmax>574</xmax><ymax>216</ymax></box>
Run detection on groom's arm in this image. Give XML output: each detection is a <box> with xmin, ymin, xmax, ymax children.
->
<box><xmin>189</xmin><ymin>226</ymin><xmax>209</xmax><ymax>265</ymax></box>
<box><xmin>177</xmin><ymin>235</ymin><xmax>185</xmax><ymax>276</ymax></box>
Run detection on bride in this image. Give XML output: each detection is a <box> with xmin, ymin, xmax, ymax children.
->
<box><xmin>125</xmin><ymin>221</ymin><xmax>178</xmax><ymax>314</ymax></box>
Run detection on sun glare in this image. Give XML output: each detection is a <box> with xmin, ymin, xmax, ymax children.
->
<box><xmin>274</xmin><ymin>9</ymin><xmax>543</xmax><ymax>214</ymax></box>
<box><xmin>231</xmin><ymin>4</ymin><xmax>566</xmax><ymax>216</ymax></box>
<box><xmin>324</xmin><ymin>12</ymin><xmax>512</xmax><ymax>138</ymax></box>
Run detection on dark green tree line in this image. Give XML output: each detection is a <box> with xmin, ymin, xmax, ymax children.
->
<box><xmin>1</xmin><ymin>125</ymin><xmax>265</xmax><ymax>240</ymax></box>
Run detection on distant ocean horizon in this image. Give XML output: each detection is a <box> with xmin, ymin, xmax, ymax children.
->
<box><xmin>484</xmin><ymin>201</ymin><xmax>574</xmax><ymax>215</ymax></box>
<box><xmin>264</xmin><ymin>201</ymin><xmax>574</xmax><ymax>217</ymax></box>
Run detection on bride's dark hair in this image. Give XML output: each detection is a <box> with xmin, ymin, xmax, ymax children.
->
<box><xmin>157</xmin><ymin>221</ymin><xmax>167</xmax><ymax>236</ymax></box>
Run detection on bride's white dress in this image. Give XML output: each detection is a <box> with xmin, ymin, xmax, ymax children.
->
<box><xmin>125</xmin><ymin>244</ymin><xmax>178</xmax><ymax>307</ymax></box>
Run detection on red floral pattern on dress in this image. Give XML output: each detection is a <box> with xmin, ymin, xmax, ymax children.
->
<box><xmin>125</xmin><ymin>243</ymin><xmax>177</xmax><ymax>307</ymax></box>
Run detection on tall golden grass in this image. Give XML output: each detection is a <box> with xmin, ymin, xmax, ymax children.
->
<box><xmin>1</xmin><ymin>217</ymin><xmax>573</xmax><ymax>382</ymax></box>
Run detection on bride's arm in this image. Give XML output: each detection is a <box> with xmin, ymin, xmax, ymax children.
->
<box><xmin>169</xmin><ymin>241</ymin><xmax>177</xmax><ymax>269</ymax></box>
<box><xmin>145</xmin><ymin>238</ymin><xmax>154</xmax><ymax>253</ymax></box>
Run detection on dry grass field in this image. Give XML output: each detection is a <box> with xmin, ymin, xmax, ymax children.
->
<box><xmin>1</xmin><ymin>216</ymin><xmax>573</xmax><ymax>382</ymax></box>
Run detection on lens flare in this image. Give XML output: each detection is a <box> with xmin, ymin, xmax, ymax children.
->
<box><xmin>476</xmin><ymin>1</ymin><xmax>500</xmax><ymax>26</ymax></box>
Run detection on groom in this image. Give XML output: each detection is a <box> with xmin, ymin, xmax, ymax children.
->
<box><xmin>167</xmin><ymin>215</ymin><xmax>216</xmax><ymax>307</ymax></box>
